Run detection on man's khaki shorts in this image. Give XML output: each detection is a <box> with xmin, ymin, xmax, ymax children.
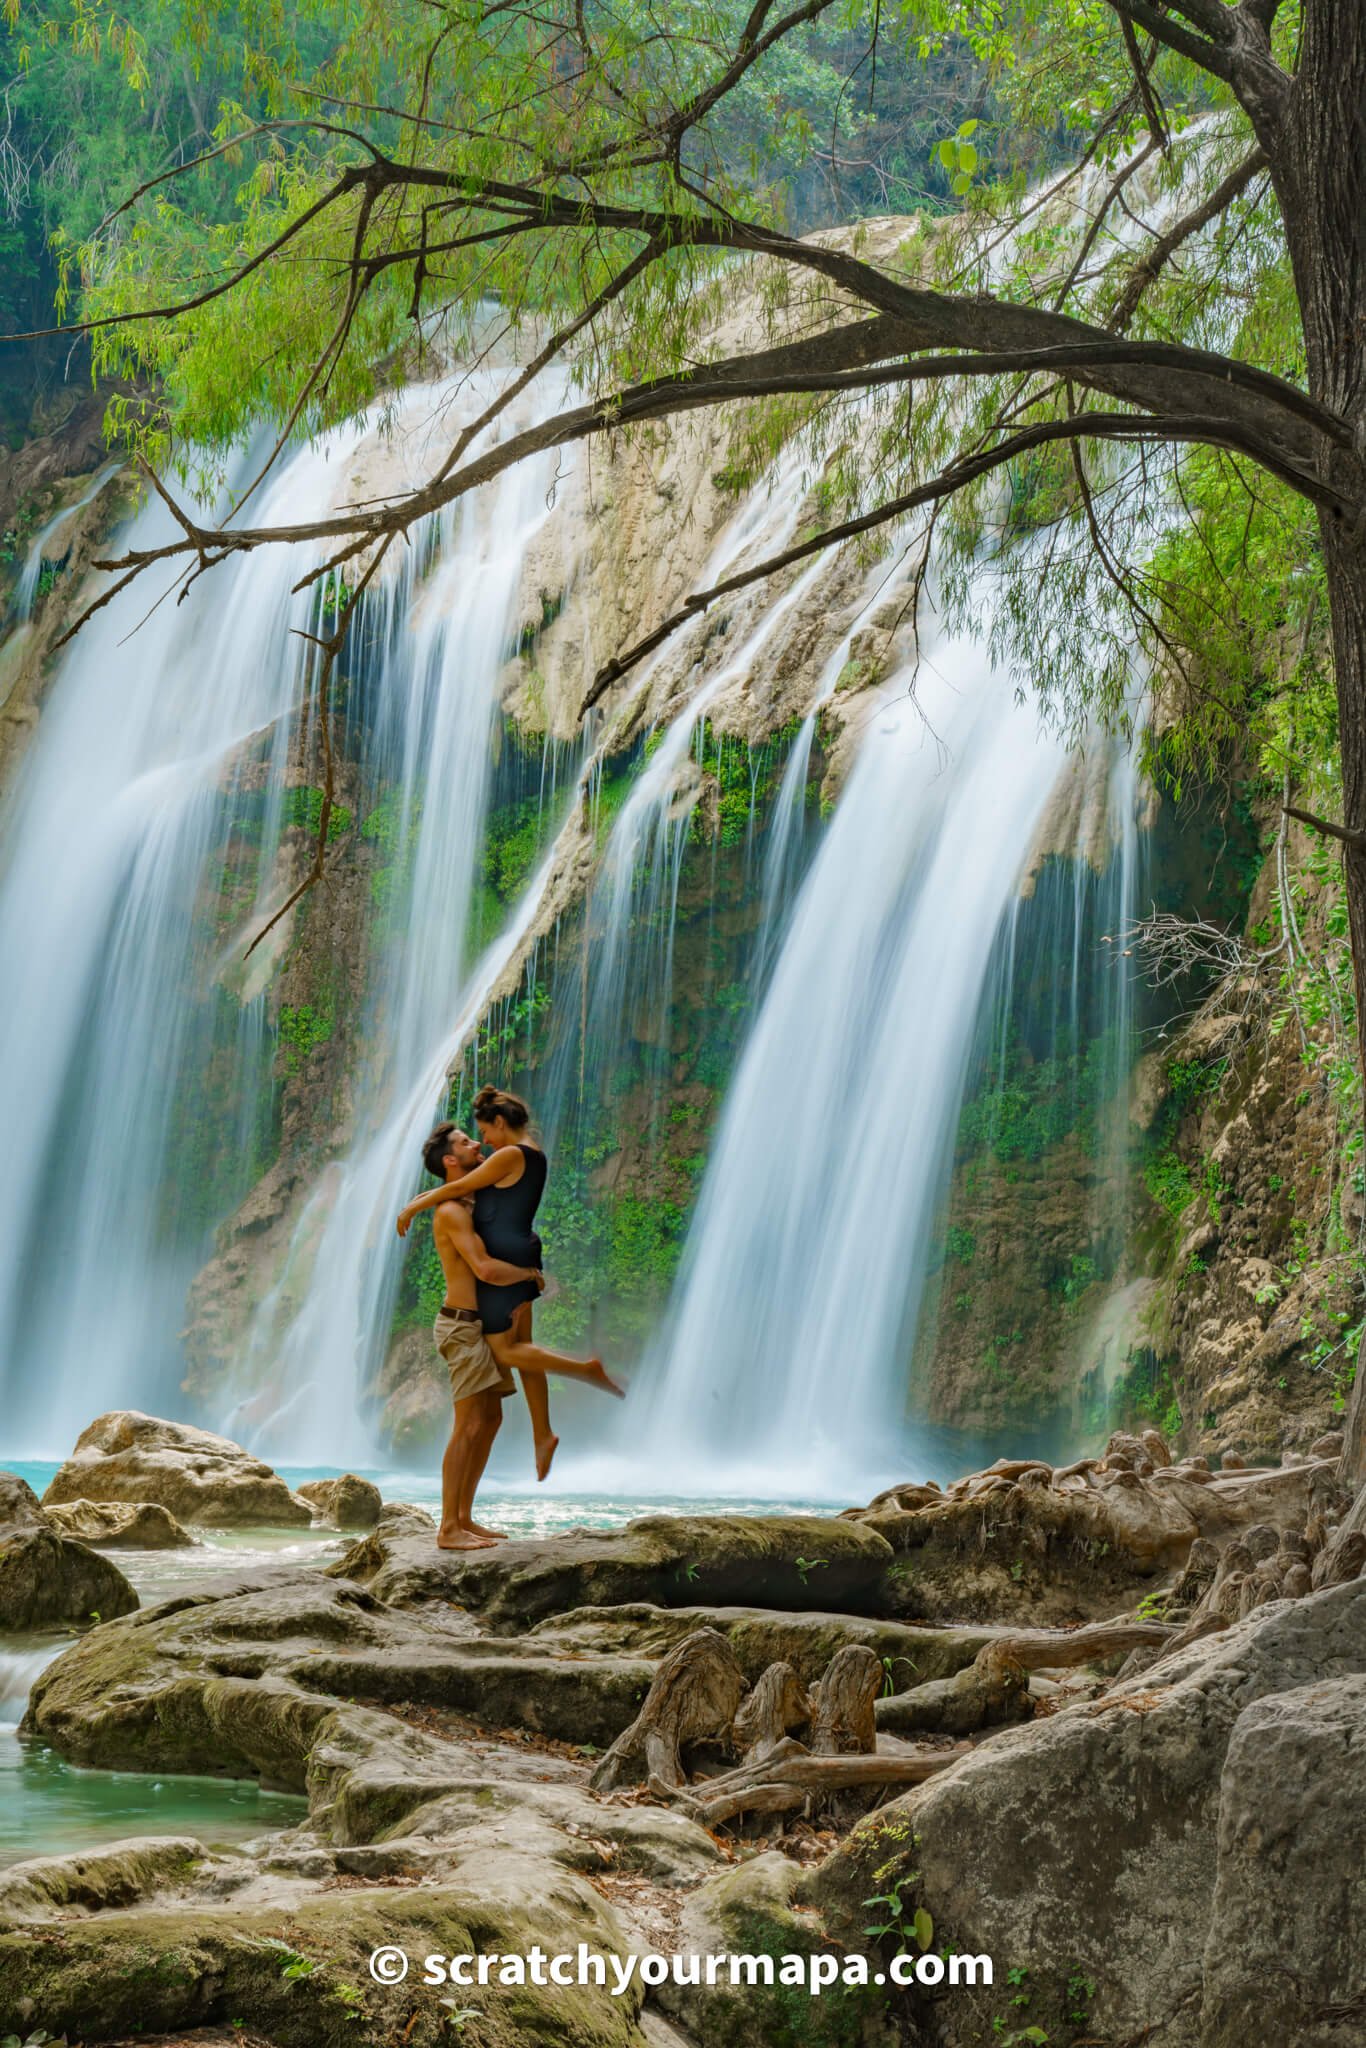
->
<box><xmin>433</xmin><ymin>1310</ymin><xmax>515</xmax><ymax>1403</ymax></box>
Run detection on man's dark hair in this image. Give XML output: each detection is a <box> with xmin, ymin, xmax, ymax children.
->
<box><xmin>422</xmin><ymin>1121</ymin><xmax>457</xmax><ymax>1179</ymax></box>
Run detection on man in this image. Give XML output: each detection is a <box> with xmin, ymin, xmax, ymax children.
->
<box><xmin>424</xmin><ymin>1123</ymin><xmax>542</xmax><ymax>1551</ymax></box>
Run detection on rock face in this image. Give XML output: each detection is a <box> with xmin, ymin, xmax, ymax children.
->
<box><xmin>1199</xmin><ymin>1673</ymin><xmax>1366</xmax><ymax>2047</ymax></box>
<box><xmin>806</xmin><ymin>1578</ymin><xmax>1366</xmax><ymax>2048</ymax></box>
<box><xmin>0</xmin><ymin>1471</ymin><xmax>139</xmax><ymax>1630</ymax></box>
<box><xmin>41</xmin><ymin>1411</ymin><xmax>312</xmax><ymax>1528</ymax></box>
<box><xmin>43</xmin><ymin>1499</ymin><xmax>194</xmax><ymax>1548</ymax></box>
<box><xmin>296</xmin><ymin>1472</ymin><xmax>383</xmax><ymax>1528</ymax></box>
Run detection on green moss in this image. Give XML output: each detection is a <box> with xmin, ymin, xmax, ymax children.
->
<box><xmin>285</xmin><ymin>785</ymin><xmax>352</xmax><ymax>841</ymax></box>
<box><xmin>279</xmin><ymin>998</ymin><xmax>334</xmax><ymax>1076</ymax></box>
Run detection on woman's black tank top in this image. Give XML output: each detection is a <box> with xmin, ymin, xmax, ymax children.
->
<box><xmin>472</xmin><ymin>1144</ymin><xmax>548</xmax><ymax>1337</ymax></box>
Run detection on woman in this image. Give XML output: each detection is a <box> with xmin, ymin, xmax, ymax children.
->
<box><xmin>398</xmin><ymin>1085</ymin><xmax>623</xmax><ymax>1478</ymax></box>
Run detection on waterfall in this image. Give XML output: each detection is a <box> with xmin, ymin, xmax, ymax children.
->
<box><xmin>0</xmin><ymin>441</ymin><xmax>336</xmax><ymax>1455</ymax></box>
<box><xmin>600</xmin><ymin>588</ymin><xmax>1083</xmax><ymax>1499</ymax></box>
<box><xmin>11</xmin><ymin>465</ymin><xmax>120</xmax><ymax>623</ymax></box>
<box><xmin>0</xmin><ymin>356</ymin><xmax>1150</xmax><ymax>1484</ymax></box>
<box><xmin>227</xmin><ymin>379</ymin><xmax>576</xmax><ymax>1459</ymax></box>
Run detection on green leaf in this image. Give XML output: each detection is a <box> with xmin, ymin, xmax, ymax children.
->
<box><xmin>913</xmin><ymin>1906</ymin><xmax>934</xmax><ymax>1951</ymax></box>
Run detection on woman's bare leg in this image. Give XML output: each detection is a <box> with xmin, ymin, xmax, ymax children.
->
<box><xmin>487</xmin><ymin>1327</ymin><xmax>625</xmax><ymax>1399</ymax></box>
<box><xmin>513</xmin><ymin>1304</ymin><xmax>560</xmax><ymax>1481</ymax></box>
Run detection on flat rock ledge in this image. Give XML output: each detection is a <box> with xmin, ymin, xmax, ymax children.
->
<box><xmin>330</xmin><ymin>1512</ymin><xmax>896</xmax><ymax>1625</ymax></box>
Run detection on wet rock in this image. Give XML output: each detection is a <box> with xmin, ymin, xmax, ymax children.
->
<box><xmin>44</xmin><ymin>1499</ymin><xmax>195</xmax><ymax>1548</ymax></box>
<box><xmin>297</xmin><ymin>1473</ymin><xmax>383</xmax><ymax>1528</ymax></box>
<box><xmin>0</xmin><ymin>1471</ymin><xmax>139</xmax><ymax>1630</ymax></box>
<box><xmin>42</xmin><ymin>1411</ymin><xmax>312</xmax><ymax>1528</ymax></box>
<box><xmin>805</xmin><ymin>1579</ymin><xmax>1366</xmax><ymax>2048</ymax></box>
<box><xmin>332</xmin><ymin>1513</ymin><xmax>896</xmax><ymax>1628</ymax></box>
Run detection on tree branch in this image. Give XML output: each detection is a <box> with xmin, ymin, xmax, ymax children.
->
<box><xmin>583</xmin><ymin>405</ymin><xmax>1323</xmax><ymax>712</ymax></box>
<box><xmin>1283</xmin><ymin>805</ymin><xmax>1366</xmax><ymax>855</ymax></box>
<box><xmin>1109</xmin><ymin>146</ymin><xmax>1269</xmax><ymax>333</ymax></box>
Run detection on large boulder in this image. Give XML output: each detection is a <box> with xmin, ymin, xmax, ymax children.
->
<box><xmin>804</xmin><ymin>1578</ymin><xmax>1366</xmax><ymax>2047</ymax></box>
<box><xmin>42</xmin><ymin>1411</ymin><xmax>312</xmax><ymax>1528</ymax></box>
<box><xmin>332</xmin><ymin>1513</ymin><xmax>896</xmax><ymax>1628</ymax></box>
<box><xmin>297</xmin><ymin>1473</ymin><xmax>383</xmax><ymax>1528</ymax></box>
<box><xmin>44</xmin><ymin>1499</ymin><xmax>194</xmax><ymax>1548</ymax></box>
<box><xmin>1199</xmin><ymin>1673</ymin><xmax>1366</xmax><ymax>2047</ymax></box>
<box><xmin>0</xmin><ymin>1471</ymin><xmax>139</xmax><ymax>1630</ymax></box>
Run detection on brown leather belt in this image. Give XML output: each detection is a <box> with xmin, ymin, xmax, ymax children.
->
<box><xmin>438</xmin><ymin>1305</ymin><xmax>481</xmax><ymax>1323</ymax></box>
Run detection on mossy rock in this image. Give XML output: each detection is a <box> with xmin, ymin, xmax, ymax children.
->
<box><xmin>0</xmin><ymin>1869</ymin><xmax>643</xmax><ymax>2048</ymax></box>
<box><xmin>653</xmin><ymin>1851</ymin><xmax>897</xmax><ymax>2048</ymax></box>
<box><xmin>333</xmin><ymin>1514</ymin><xmax>896</xmax><ymax>1628</ymax></box>
<box><xmin>0</xmin><ymin>1525</ymin><xmax>139</xmax><ymax>1630</ymax></box>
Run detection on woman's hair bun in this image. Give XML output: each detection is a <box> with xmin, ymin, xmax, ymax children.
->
<box><xmin>471</xmin><ymin>1084</ymin><xmax>531</xmax><ymax>1129</ymax></box>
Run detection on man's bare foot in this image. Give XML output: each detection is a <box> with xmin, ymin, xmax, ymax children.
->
<box><xmin>587</xmin><ymin>1358</ymin><xmax>626</xmax><ymax>1399</ymax></box>
<box><xmin>467</xmin><ymin>1520</ymin><xmax>507</xmax><ymax>1540</ymax></box>
<box><xmin>535</xmin><ymin>1433</ymin><xmax>560</xmax><ymax>1482</ymax></box>
<box><xmin>437</xmin><ymin>1525</ymin><xmax>497</xmax><ymax>1550</ymax></box>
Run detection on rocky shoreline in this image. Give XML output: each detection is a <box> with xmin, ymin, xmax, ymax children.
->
<box><xmin>1</xmin><ymin>1410</ymin><xmax>1363</xmax><ymax>2046</ymax></box>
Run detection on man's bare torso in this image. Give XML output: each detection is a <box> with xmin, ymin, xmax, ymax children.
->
<box><xmin>433</xmin><ymin>1197</ymin><xmax>480</xmax><ymax>1310</ymax></box>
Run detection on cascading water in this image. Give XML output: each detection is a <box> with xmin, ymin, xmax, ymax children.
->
<box><xmin>0</xmin><ymin>442</ymin><xmax>336</xmax><ymax>1454</ymax></box>
<box><xmin>569</xmin><ymin>584</ymin><xmax>1097</xmax><ymax>1499</ymax></box>
<box><xmin>228</xmin><ymin>377</ymin><xmax>579</xmax><ymax>1459</ymax></box>
<box><xmin>0</xmin><ymin>360</ymin><xmax>1149</xmax><ymax>1487</ymax></box>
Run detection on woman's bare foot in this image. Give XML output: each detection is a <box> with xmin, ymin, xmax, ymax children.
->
<box><xmin>437</xmin><ymin>1524</ymin><xmax>497</xmax><ymax>1550</ymax></box>
<box><xmin>587</xmin><ymin>1358</ymin><xmax>626</xmax><ymax>1399</ymax></box>
<box><xmin>467</xmin><ymin>1520</ymin><xmax>507</xmax><ymax>1540</ymax></box>
<box><xmin>535</xmin><ymin>1433</ymin><xmax>560</xmax><ymax>1483</ymax></box>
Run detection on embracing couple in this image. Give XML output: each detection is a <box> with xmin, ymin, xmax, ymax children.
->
<box><xmin>396</xmin><ymin>1084</ymin><xmax>624</xmax><ymax>1550</ymax></box>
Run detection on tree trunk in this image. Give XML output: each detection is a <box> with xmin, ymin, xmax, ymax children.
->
<box><xmin>732</xmin><ymin>1661</ymin><xmax>811</xmax><ymax>1762</ymax></box>
<box><xmin>1270</xmin><ymin>0</ymin><xmax>1366</xmax><ymax>1483</ymax></box>
<box><xmin>809</xmin><ymin>1646</ymin><xmax>882</xmax><ymax>1756</ymax></box>
<box><xmin>589</xmin><ymin>1628</ymin><xmax>747</xmax><ymax>1793</ymax></box>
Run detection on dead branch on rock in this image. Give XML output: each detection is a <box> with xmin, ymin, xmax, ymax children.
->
<box><xmin>681</xmin><ymin>1744</ymin><xmax>972</xmax><ymax>1829</ymax></box>
<box><xmin>992</xmin><ymin>1618</ymin><xmax>1174</xmax><ymax>1668</ymax></box>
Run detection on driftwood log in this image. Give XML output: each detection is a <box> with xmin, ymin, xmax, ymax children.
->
<box><xmin>732</xmin><ymin>1660</ymin><xmax>811</xmax><ymax>1762</ymax></box>
<box><xmin>677</xmin><ymin>1738</ymin><xmax>973</xmax><ymax>1828</ymax></box>
<box><xmin>993</xmin><ymin>1618</ymin><xmax>1173</xmax><ymax>1668</ymax></box>
<box><xmin>589</xmin><ymin>1628</ymin><xmax>746</xmax><ymax>1793</ymax></box>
